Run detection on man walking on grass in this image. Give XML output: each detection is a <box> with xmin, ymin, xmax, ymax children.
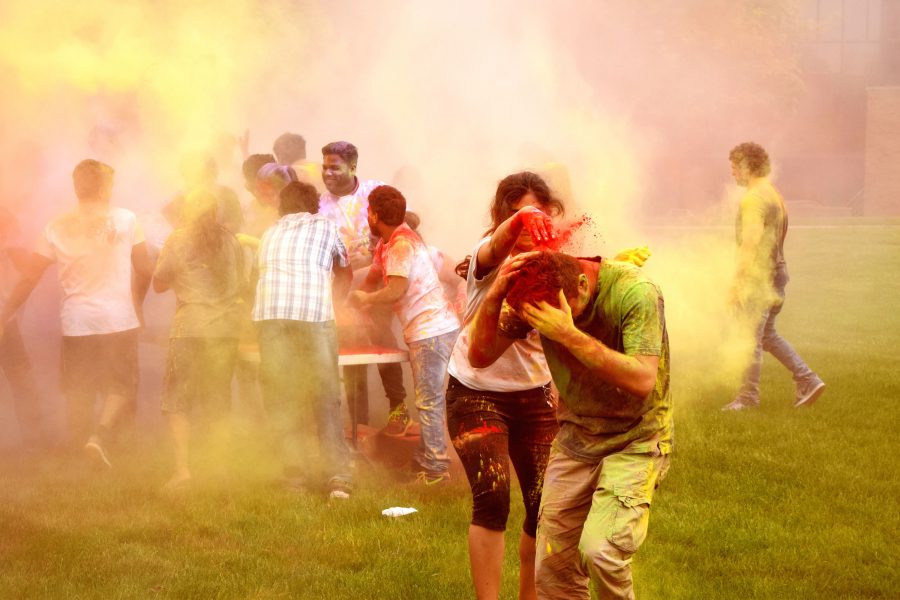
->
<box><xmin>469</xmin><ymin>250</ymin><xmax>672</xmax><ymax>599</ymax></box>
<box><xmin>722</xmin><ymin>142</ymin><xmax>825</xmax><ymax>411</ymax></box>
<box><xmin>349</xmin><ymin>185</ymin><xmax>459</xmax><ymax>485</ymax></box>
<box><xmin>0</xmin><ymin>159</ymin><xmax>153</xmax><ymax>466</ymax></box>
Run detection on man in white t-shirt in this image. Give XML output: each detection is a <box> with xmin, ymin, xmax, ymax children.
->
<box><xmin>349</xmin><ymin>185</ymin><xmax>459</xmax><ymax>484</ymax></box>
<box><xmin>319</xmin><ymin>141</ymin><xmax>408</xmax><ymax>430</ymax></box>
<box><xmin>0</xmin><ymin>159</ymin><xmax>154</xmax><ymax>466</ymax></box>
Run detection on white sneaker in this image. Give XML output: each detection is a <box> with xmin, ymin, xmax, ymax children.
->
<box><xmin>794</xmin><ymin>378</ymin><xmax>826</xmax><ymax>408</ymax></box>
<box><xmin>84</xmin><ymin>437</ymin><xmax>112</xmax><ymax>468</ymax></box>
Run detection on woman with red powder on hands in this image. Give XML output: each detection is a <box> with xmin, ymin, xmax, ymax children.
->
<box><xmin>447</xmin><ymin>171</ymin><xmax>651</xmax><ymax>600</ymax></box>
<box><xmin>446</xmin><ymin>171</ymin><xmax>562</xmax><ymax>600</ymax></box>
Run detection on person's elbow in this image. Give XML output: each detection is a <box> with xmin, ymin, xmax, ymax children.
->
<box><xmin>631</xmin><ymin>375</ymin><xmax>656</xmax><ymax>400</ymax></box>
<box><xmin>629</xmin><ymin>359</ymin><xmax>659</xmax><ymax>399</ymax></box>
<box><xmin>152</xmin><ymin>277</ymin><xmax>169</xmax><ymax>293</ymax></box>
<box><xmin>468</xmin><ymin>345</ymin><xmax>497</xmax><ymax>369</ymax></box>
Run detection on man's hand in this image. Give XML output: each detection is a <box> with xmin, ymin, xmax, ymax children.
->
<box><xmin>614</xmin><ymin>245</ymin><xmax>651</xmax><ymax>267</ymax></box>
<box><xmin>521</xmin><ymin>289</ymin><xmax>578</xmax><ymax>343</ymax></box>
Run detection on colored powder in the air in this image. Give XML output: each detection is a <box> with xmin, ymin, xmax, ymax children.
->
<box><xmin>535</xmin><ymin>214</ymin><xmax>595</xmax><ymax>253</ymax></box>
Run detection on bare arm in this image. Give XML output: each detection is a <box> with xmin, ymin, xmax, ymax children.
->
<box><xmin>474</xmin><ymin>206</ymin><xmax>554</xmax><ymax>279</ymax></box>
<box><xmin>332</xmin><ymin>262</ymin><xmax>353</xmax><ymax>304</ymax></box>
<box><xmin>521</xmin><ymin>290</ymin><xmax>658</xmax><ymax>399</ymax></box>
<box><xmin>350</xmin><ymin>275</ymin><xmax>409</xmax><ymax>307</ymax></box>
<box><xmin>0</xmin><ymin>253</ymin><xmax>52</xmax><ymax>328</ymax></box>
<box><xmin>467</xmin><ymin>252</ymin><xmax>538</xmax><ymax>368</ymax></box>
<box><xmin>357</xmin><ymin>264</ymin><xmax>383</xmax><ymax>294</ymax></box>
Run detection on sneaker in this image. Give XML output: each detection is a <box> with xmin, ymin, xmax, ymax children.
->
<box><xmin>83</xmin><ymin>436</ymin><xmax>112</xmax><ymax>468</ymax></box>
<box><xmin>721</xmin><ymin>397</ymin><xmax>758</xmax><ymax>412</ymax></box>
<box><xmin>381</xmin><ymin>405</ymin><xmax>412</xmax><ymax>437</ymax></box>
<box><xmin>414</xmin><ymin>470</ymin><xmax>450</xmax><ymax>486</ymax></box>
<box><xmin>794</xmin><ymin>377</ymin><xmax>826</xmax><ymax>408</ymax></box>
<box><xmin>328</xmin><ymin>478</ymin><xmax>352</xmax><ymax>500</ymax></box>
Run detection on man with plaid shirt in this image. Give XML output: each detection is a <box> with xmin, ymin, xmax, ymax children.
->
<box><xmin>252</xmin><ymin>181</ymin><xmax>354</xmax><ymax>499</ymax></box>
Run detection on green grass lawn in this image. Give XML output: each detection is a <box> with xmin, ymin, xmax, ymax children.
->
<box><xmin>2</xmin><ymin>222</ymin><xmax>899</xmax><ymax>599</ymax></box>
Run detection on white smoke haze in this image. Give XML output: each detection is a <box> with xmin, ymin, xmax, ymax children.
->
<box><xmin>0</xmin><ymin>0</ymin><xmax>817</xmax><ymax>441</ymax></box>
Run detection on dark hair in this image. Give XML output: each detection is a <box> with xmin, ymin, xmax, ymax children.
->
<box><xmin>506</xmin><ymin>251</ymin><xmax>582</xmax><ymax>311</ymax></box>
<box><xmin>729</xmin><ymin>142</ymin><xmax>771</xmax><ymax>177</ymax></box>
<box><xmin>368</xmin><ymin>185</ymin><xmax>406</xmax><ymax>226</ymax></box>
<box><xmin>455</xmin><ymin>171</ymin><xmax>564</xmax><ymax>279</ymax></box>
<box><xmin>273</xmin><ymin>133</ymin><xmax>307</xmax><ymax>164</ymax></box>
<box><xmin>321</xmin><ymin>141</ymin><xmax>359</xmax><ymax>169</ymax></box>
<box><xmin>257</xmin><ymin>163</ymin><xmax>298</xmax><ymax>190</ymax></box>
<box><xmin>279</xmin><ymin>181</ymin><xmax>320</xmax><ymax>216</ymax></box>
<box><xmin>242</xmin><ymin>153</ymin><xmax>276</xmax><ymax>183</ymax></box>
<box><xmin>72</xmin><ymin>159</ymin><xmax>114</xmax><ymax>201</ymax></box>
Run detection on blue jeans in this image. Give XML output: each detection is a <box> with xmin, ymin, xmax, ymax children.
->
<box><xmin>738</xmin><ymin>266</ymin><xmax>815</xmax><ymax>402</ymax></box>
<box><xmin>256</xmin><ymin>320</ymin><xmax>350</xmax><ymax>486</ymax></box>
<box><xmin>408</xmin><ymin>329</ymin><xmax>458</xmax><ymax>474</ymax></box>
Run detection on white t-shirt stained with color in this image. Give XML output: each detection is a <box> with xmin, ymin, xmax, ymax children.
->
<box><xmin>447</xmin><ymin>237</ymin><xmax>551</xmax><ymax>392</ymax></box>
<box><xmin>35</xmin><ymin>204</ymin><xmax>143</xmax><ymax>336</ymax></box>
<box><xmin>372</xmin><ymin>223</ymin><xmax>458</xmax><ymax>344</ymax></box>
<box><xmin>319</xmin><ymin>178</ymin><xmax>384</xmax><ymax>268</ymax></box>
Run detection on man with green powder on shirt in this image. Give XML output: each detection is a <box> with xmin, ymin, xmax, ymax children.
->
<box><xmin>469</xmin><ymin>250</ymin><xmax>672</xmax><ymax>600</ymax></box>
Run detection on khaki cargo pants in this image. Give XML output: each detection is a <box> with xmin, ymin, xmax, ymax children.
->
<box><xmin>535</xmin><ymin>442</ymin><xmax>670</xmax><ymax>600</ymax></box>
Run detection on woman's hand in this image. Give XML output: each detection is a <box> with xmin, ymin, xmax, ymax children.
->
<box><xmin>486</xmin><ymin>250</ymin><xmax>541</xmax><ymax>302</ymax></box>
<box><xmin>514</xmin><ymin>206</ymin><xmax>556</xmax><ymax>245</ymax></box>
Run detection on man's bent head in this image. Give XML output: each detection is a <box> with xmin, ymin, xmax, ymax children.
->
<box><xmin>506</xmin><ymin>251</ymin><xmax>582</xmax><ymax>312</ymax></box>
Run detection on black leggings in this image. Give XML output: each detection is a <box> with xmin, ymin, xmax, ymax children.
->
<box><xmin>446</xmin><ymin>376</ymin><xmax>558</xmax><ymax>537</ymax></box>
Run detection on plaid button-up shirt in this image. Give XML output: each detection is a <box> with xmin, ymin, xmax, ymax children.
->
<box><xmin>252</xmin><ymin>212</ymin><xmax>349</xmax><ymax>323</ymax></box>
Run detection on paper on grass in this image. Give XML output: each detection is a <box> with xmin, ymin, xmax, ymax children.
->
<box><xmin>382</xmin><ymin>507</ymin><xmax>418</xmax><ymax>517</ymax></box>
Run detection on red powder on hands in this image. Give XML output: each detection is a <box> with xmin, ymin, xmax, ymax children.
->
<box><xmin>517</xmin><ymin>209</ymin><xmax>555</xmax><ymax>244</ymax></box>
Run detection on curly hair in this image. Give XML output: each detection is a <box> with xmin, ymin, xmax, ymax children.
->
<box><xmin>368</xmin><ymin>185</ymin><xmax>406</xmax><ymax>226</ymax></box>
<box><xmin>729</xmin><ymin>142</ymin><xmax>771</xmax><ymax>177</ymax></box>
